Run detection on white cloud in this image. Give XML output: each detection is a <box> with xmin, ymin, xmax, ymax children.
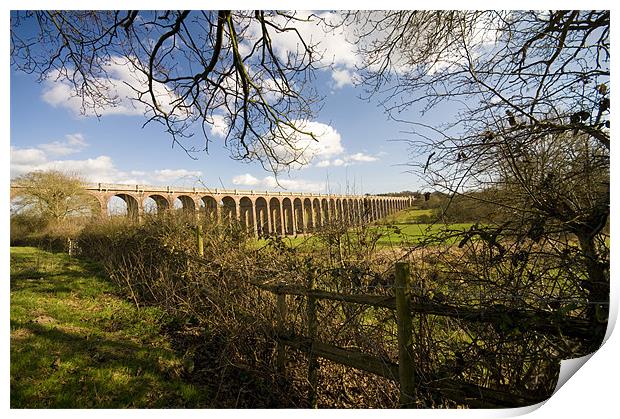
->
<box><xmin>264</xmin><ymin>176</ymin><xmax>325</xmax><ymax>192</ymax></box>
<box><xmin>348</xmin><ymin>152</ymin><xmax>378</xmax><ymax>162</ymax></box>
<box><xmin>257</xmin><ymin>11</ymin><xmax>500</xmax><ymax>83</ymax></box>
<box><xmin>250</xmin><ymin>11</ymin><xmax>359</xmax><ymax>70</ymax></box>
<box><xmin>297</xmin><ymin>121</ymin><xmax>345</xmax><ymax>158</ymax></box>
<box><xmin>253</xmin><ymin>119</ymin><xmax>380</xmax><ymax>171</ymax></box>
<box><xmin>244</xmin><ymin>11</ymin><xmax>360</xmax><ymax>90</ymax></box>
<box><xmin>41</xmin><ymin>56</ymin><xmax>182</xmax><ymax>117</ymax></box>
<box><xmin>10</xmin><ymin>154</ymin><xmax>119</xmax><ymax>182</ymax></box>
<box><xmin>263</xmin><ymin>120</ymin><xmax>345</xmax><ymax>169</ymax></box>
<box><xmin>231</xmin><ymin>173</ymin><xmax>325</xmax><ymax>193</ymax></box>
<box><xmin>331</xmin><ymin>68</ymin><xmax>356</xmax><ymax>88</ymax></box>
<box><xmin>38</xmin><ymin>133</ymin><xmax>88</xmax><ymax>156</ymax></box>
<box><xmin>152</xmin><ymin>169</ymin><xmax>203</xmax><ymax>183</ymax></box>
<box><xmin>41</xmin><ymin>81</ymin><xmax>88</xmax><ymax>115</ymax></box>
<box><xmin>248</xmin><ymin>11</ymin><xmax>482</xmax><ymax>86</ymax></box>
<box><xmin>232</xmin><ymin>173</ymin><xmax>260</xmax><ymax>186</ymax></box>
<box><xmin>10</xmin><ymin>142</ymin><xmax>202</xmax><ymax>186</ymax></box>
<box><xmin>210</xmin><ymin>114</ymin><xmax>228</xmax><ymax>138</ymax></box>
<box><xmin>66</xmin><ymin>133</ymin><xmax>87</xmax><ymax>146</ymax></box>
<box><xmin>10</xmin><ymin>147</ymin><xmax>47</xmax><ymax>166</ymax></box>
<box><xmin>315</xmin><ymin>152</ymin><xmax>379</xmax><ymax>168</ymax></box>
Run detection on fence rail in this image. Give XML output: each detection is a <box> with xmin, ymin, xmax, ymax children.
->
<box><xmin>277</xmin><ymin>334</ymin><xmax>540</xmax><ymax>408</ymax></box>
<box><xmin>253</xmin><ymin>282</ymin><xmax>592</xmax><ymax>340</ymax></box>
<box><xmin>255</xmin><ymin>263</ymin><xmax>585</xmax><ymax>408</ymax></box>
<box><xmin>186</xmin><ymin>242</ymin><xmax>585</xmax><ymax>408</ymax></box>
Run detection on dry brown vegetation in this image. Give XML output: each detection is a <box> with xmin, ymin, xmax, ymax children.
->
<box><xmin>52</xmin><ymin>210</ymin><xmax>600</xmax><ymax>408</ymax></box>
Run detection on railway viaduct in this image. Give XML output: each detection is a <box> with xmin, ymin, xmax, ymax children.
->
<box><xmin>10</xmin><ymin>182</ymin><xmax>414</xmax><ymax>237</ymax></box>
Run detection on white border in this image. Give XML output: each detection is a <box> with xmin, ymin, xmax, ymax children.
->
<box><xmin>3</xmin><ymin>2</ymin><xmax>617</xmax><ymax>418</ymax></box>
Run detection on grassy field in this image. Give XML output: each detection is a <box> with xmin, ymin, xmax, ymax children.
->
<box><xmin>252</xmin><ymin>207</ymin><xmax>473</xmax><ymax>249</ymax></box>
<box><xmin>10</xmin><ymin>246</ymin><xmax>210</xmax><ymax>408</ymax></box>
<box><xmin>371</xmin><ymin>222</ymin><xmax>473</xmax><ymax>246</ymax></box>
<box><xmin>383</xmin><ymin>208</ymin><xmax>435</xmax><ymax>224</ymax></box>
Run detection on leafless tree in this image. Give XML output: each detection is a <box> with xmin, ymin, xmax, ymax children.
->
<box><xmin>12</xmin><ymin>170</ymin><xmax>97</xmax><ymax>221</ymax></box>
<box><xmin>342</xmin><ymin>10</ymin><xmax>609</xmax><ymax>341</ymax></box>
<box><xmin>11</xmin><ymin>10</ymin><xmax>325</xmax><ymax>173</ymax></box>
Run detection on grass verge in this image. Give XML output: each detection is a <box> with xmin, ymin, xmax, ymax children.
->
<box><xmin>10</xmin><ymin>246</ymin><xmax>210</xmax><ymax>408</ymax></box>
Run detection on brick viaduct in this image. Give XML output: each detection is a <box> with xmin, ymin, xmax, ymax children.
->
<box><xmin>10</xmin><ymin>182</ymin><xmax>414</xmax><ymax>237</ymax></box>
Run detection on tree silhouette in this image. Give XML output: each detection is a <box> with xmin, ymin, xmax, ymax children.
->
<box><xmin>11</xmin><ymin>10</ymin><xmax>325</xmax><ymax>173</ymax></box>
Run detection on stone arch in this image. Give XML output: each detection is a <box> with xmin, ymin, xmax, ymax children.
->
<box><xmin>335</xmin><ymin>198</ymin><xmax>342</xmax><ymax>221</ymax></box>
<box><xmin>174</xmin><ymin>195</ymin><xmax>196</xmax><ymax>216</ymax></box>
<box><xmin>108</xmin><ymin>193</ymin><xmax>140</xmax><ymax>220</ymax></box>
<box><xmin>84</xmin><ymin>194</ymin><xmax>103</xmax><ymax>218</ymax></box>
<box><xmin>255</xmin><ymin>197</ymin><xmax>269</xmax><ymax>237</ymax></box>
<box><xmin>342</xmin><ymin>199</ymin><xmax>350</xmax><ymax>225</ymax></box>
<box><xmin>348</xmin><ymin>198</ymin><xmax>355</xmax><ymax>224</ymax></box>
<box><xmin>221</xmin><ymin>196</ymin><xmax>237</xmax><ymax>223</ymax></box>
<box><xmin>293</xmin><ymin>198</ymin><xmax>304</xmax><ymax>233</ymax></box>
<box><xmin>362</xmin><ymin>198</ymin><xmax>370</xmax><ymax>223</ymax></box>
<box><xmin>143</xmin><ymin>194</ymin><xmax>169</xmax><ymax>215</ymax></box>
<box><xmin>269</xmin><ymin>197</ymin><xmax>283</xmax><ymax>236</ymax></box>
<box><xmin>201</xmin><ymin>195</ymin><xmax>218</xmax><ymax>221</ymax></box>
<box><xmin>312</xmin><ymin>198</ymin><xmax>321</xmax><ymax>229</ymax></box>
<box><xmin>352</xmin><ymin>199</ymin><xmax>360</xmax><ymax>225</ymax></box>
<box><xmin>239</xmin><ymin>197</ymin><xmax>255</xmax><ymax>234</ymax></box>
<box><xmin>321</xmin><ymin>198</ymin><xmax>329</xmax><ymax>225</ymax></box>
<box><xmin>303</xmin><ymin>198</ymin><xmax>313</xmax><ymax>231</ymax></box>
<box><xmin>282</xmin><ymin>198</ymin><xmax>294</xmax><ymax>235</ymax></box>
<box><xmin>87</xmin><ymin>194</ymin><xmax>107</xmax><ymax>217</ymax></box>
<box><xmin>361</xmin><ymin>198</ymin><xmax>366</xmax><ymax>222</ymax></box>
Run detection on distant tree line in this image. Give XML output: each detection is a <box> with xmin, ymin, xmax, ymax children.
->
<box><xmin>381</xmin><ymin>189</ymin><xmax>500</xmax><ymax>224</ymax></box>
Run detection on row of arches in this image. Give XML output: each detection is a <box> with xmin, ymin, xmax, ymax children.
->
<box><xmin>105</xmin><ymin>193</ymin><xmax>412</xmax><ymax>237</ymax></box>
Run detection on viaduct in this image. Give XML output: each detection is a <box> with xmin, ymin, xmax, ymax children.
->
<box><xmin>10</xmin><ymin>182</ymin><xmax>414</xmax><ymax>237</ymax></box>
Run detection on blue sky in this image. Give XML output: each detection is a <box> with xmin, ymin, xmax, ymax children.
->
<box><xmin>11</xmin><ymin>71</ymin><xmax>426</xmax><ymax>195</ymax></box>
<box><xmin>9</xmin><ymin>11</ymin><xmax>439</xmax><ymax>195</ymax></box>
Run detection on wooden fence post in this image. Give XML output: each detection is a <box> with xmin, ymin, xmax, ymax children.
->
<box><xmin>196</xmin><ymin>224</ymin><xmax>204</xmax><ymax>257</ymax></box>
<box><xmin>276</xmin><ymin>293</ymin><xmax>287</xmax><ymax>374</ymax></box>
<box><xmin>306</xmin><ymin>272</ymin><xmax>319</xmax><ymax>408</ymax></box>
<box><xmin>395</xmin><ymin>262</ymin><xmax>415</xmax><ymax>407</ymax></box>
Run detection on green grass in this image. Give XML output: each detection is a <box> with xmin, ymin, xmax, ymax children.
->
<box><xmin>383</xmin><ymin>208</ymin><xmax>435</xmax><ymax>224</ymax></box>
<box><xmin>10</xmin><ymin>246</ymin><xmax>209</xmax><ymax>408</ymax></box>
<box><xmin>372</xmin><ymin>207</ymin><xmax>473</xmax><ymax>246</ymax></box>
<box><xmin>371</xmin><ymin>222</ymin><xmax>474</xmax><ymax>246</ymax></box>
<box><xmin>248</xmin><ymin>207</ymin><xmax>474</xmax><ymax>249</ymax></box>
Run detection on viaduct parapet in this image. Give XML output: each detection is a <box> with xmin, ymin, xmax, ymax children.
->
<box><xmin>10</xmin><ymin>182</ymin><xmax>415</xmax><ymax>237</ymax></box>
